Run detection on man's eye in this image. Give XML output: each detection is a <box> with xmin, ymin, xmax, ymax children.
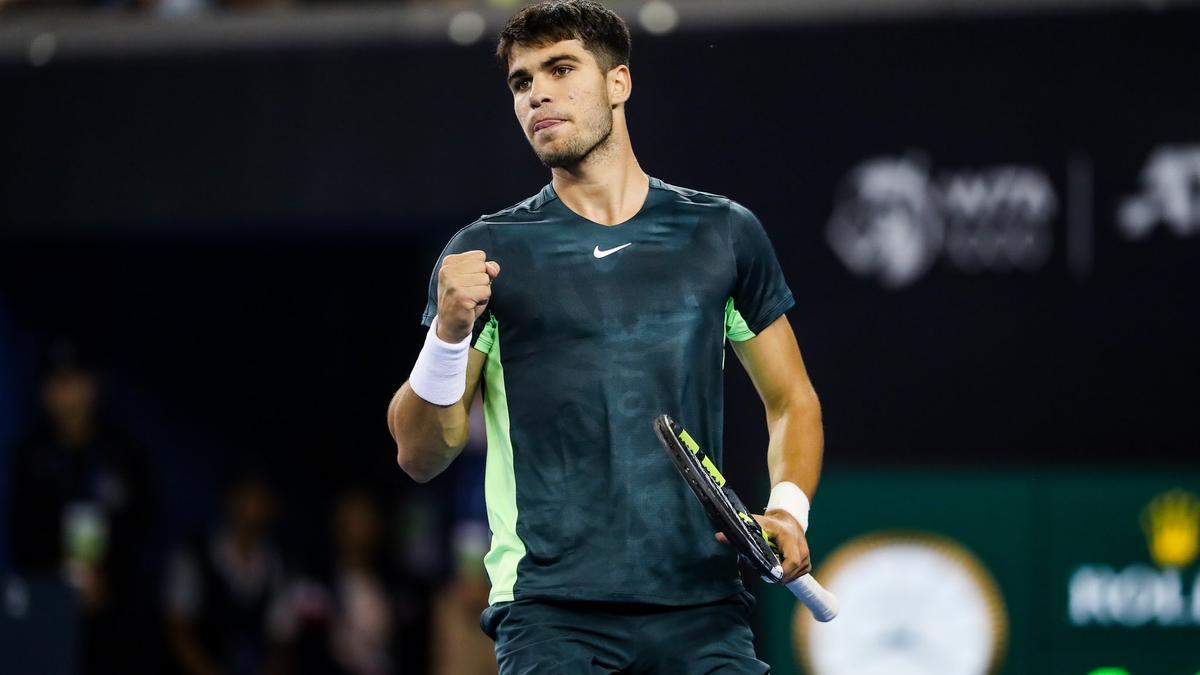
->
<box><xmin>555</xmin><ymin>66</ymin><xmax>572</xmax><ymax>76</ymax></box>
<box><xmin>514</xmin><ymin>79</ymin><xmax>530</xmax><ymax>92</ymax></box>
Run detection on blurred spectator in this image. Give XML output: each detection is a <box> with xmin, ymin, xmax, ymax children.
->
<box><xmin>327</xmin><ymin>490</ymin><xmax>397</xmax><ymax>675</ymax></box>
<box><xmin>289</xmin><ymin>487</ymin><xmax>407</xmax><ymax>675</ymax></box>
<box><xmin>428</xmin><ymin>394</ymin><xmax>496</xmax><ymax>675</ymax></box>
<box><xmin>388</xmin><ymin>391</ymin><xmax>495</xmax><ymax>674</ymax></box>
<box><xmin>429</xmin><ymin>520</ymin><xmax>494</xmax><ymax>675</ymax></box>
<box><xmin>7</xmin><ymin>339</ymin><xmax>159</xmax><ymax>674</ymax></box>
<box><xmin>165</xmin><ymin>470</ymin><xmax>291</xmax><ymax>675</ymax></box>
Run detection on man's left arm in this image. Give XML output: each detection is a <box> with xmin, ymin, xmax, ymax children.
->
<box><xmin>731</xmin><ymin>314</ymin><xmax>823</xmax><ymax>582</ymax></box>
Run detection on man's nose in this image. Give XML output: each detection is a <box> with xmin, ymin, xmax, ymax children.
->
<box><xmin>528</xmin><ymin>76</ymin><xmax>552</xmax><ymax>108</ymax></box>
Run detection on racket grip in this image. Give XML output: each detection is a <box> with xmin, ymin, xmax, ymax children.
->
<box><xmin>785</xmin><ymin>574</ymin><xmax>839</xmax><ymax>622</ymax></box>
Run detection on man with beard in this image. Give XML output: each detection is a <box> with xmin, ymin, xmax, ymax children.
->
<box><xmin>387</xmin><ymin>2</ymin><xmax>824</xmax><ymax>672</ymax></box>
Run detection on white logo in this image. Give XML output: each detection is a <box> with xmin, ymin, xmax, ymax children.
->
<box><xmin>1068</xmin><ymin>490</ymin><xmax>1200</xmax><ymax>628</ymax></box>
<box><xmin>1069</xmin><ymin>565</ymin><xmax>1200</xmax><ymax>627</ymax></box>
<box><xmin>826</xmin><ymin>156</ymin><xmax>943</xmax><ymax>289</ymax></box>
<box><xmin>1118</xmin><ymin>144</ymin><xmax>1200</xmax><ymax>239</ymax></box>
<box><xmin>593</xmin><ymin>243</ymin><xmax>632</xmax><ymax>258</ymax></box>
<box><xmin>826</xmin><ymin>153</ymin><xmax>1057</xmax><ymax>289</ymax></box>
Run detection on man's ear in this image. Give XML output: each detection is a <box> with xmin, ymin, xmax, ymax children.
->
<box><xmin>609</xmin><ymin>65</ymin><xmax>632</xmax><ymax>107</ymax></box>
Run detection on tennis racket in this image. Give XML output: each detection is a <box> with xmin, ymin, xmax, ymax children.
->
<box><xmin>653</xmin><ymin>414</ymin><xmax>839</xmax><ymax>622</ymax></box>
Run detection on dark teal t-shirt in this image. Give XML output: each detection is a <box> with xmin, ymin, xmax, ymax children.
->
<box><xmin>422</xmin><ymin>177</ymin><xmax>794</xmax><ymax>606</ymax></box>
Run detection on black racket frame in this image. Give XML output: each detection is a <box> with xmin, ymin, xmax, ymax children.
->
<box><xmin>653</xmin><ymin>414</ymin><xmax>782</xmax><ymax>580</ymax></box>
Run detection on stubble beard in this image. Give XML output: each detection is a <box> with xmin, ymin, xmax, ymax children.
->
<box><xmin>533</xmin><ymin>109</ymin><xmax>615</xmax><ymax>169</ymax></box>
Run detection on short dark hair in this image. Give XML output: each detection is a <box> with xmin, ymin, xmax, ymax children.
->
<box><xmin>496</xmin><ymin>0</ymin><xmax>632</xmax><ymax>74</ymax></box>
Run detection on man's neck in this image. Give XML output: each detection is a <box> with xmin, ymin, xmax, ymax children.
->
<box><xmin>551</xmin><ymin>141</ymin><xmax>648</xmax><ymax>227</ymax></box>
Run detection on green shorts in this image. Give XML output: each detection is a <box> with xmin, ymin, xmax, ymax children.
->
<box><xmin>479</xmin><ymin>591</ymin><xmax>770</xmax><ymax>674</ymax></box>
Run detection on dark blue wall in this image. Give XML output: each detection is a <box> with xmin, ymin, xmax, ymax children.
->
<box><xmin>2</xmin><ymin>6</ymin><xmax>1198</xmax><ymax>509</ymax></box>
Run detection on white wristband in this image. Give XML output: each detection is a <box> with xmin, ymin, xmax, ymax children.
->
<box><xmin>408</xmin><ymin>316</ymin><xmax>471</xmax><ymax>406</ymax></box>
<box><xmin>767</xmin><ymin>481</ymin><xmax>811</xmax><ymax>533</ymax></box>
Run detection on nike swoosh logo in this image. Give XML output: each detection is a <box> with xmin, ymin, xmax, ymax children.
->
<box><xmin>593</xmin><ymin>243</ymin><xmax>633</xmax><ymax>258</ymax></box>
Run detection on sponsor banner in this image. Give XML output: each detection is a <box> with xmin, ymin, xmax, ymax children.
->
<box><xmin>827</xmin><ymin>154</ymin><xmax>1057</xmax><ymax>288</ymax></box>
<box><xmin>759</xmin><ymin>472</ymin><xmax>1200</xmax><ymax>675</ymax></box>
<box><xmin>826</xmin><ymin>144</ymin><xmax>1199</xmax><ymax>289</ymax></box>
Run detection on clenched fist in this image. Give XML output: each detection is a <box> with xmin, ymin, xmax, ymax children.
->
<box><xmin>436</xmin><ymin>250</ymin><xmax>501</xmax><ymax>343</ymax></box>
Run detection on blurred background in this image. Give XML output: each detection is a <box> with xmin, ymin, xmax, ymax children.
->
<box><xmin>2</xmin><ymin>0</ymin><xmax>1199</xmax><ymax>673</ymax></box>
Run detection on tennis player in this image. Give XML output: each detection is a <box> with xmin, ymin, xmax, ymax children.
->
<box><xmin>387</xmin><ymin>1</ymin><xmax>823</xmax><ymax>671</ymax></box>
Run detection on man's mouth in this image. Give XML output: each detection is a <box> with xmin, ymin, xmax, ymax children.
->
<box><xmin>533</xmin><ymin>119</ymin><xmax>565</xmax><ymax>134</ymax></box>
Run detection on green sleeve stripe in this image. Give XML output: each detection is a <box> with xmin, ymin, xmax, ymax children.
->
<box><xmin>472</xmin><ymin>315</ymin><xmax>496</xmax><ymax>353</ymax></box>
<box><xmin>478</xmin><ymin>316</ymin><xmax>526</xmax><ymax>604</ymax></box>
<box><xmin>724</xmin><ymin>298</ymin><xmax>756</xmax><ymax>342</ymax></box>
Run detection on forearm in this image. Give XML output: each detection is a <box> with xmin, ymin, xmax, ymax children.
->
<box><xmin>388</xmin><ymin>382</ymin><xmax>470</xmax><ymax>483</ymax></box>
<box><xmin>764</xmin><ymin>388</ymin><xmax>823</xmax><ymax>500</ymax></box>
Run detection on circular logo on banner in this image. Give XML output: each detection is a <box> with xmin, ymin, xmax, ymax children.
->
<box><xmin>826</xmin><ymin>156</ymin><xmax>945</xmax><ymax>290</ymax></box>
<box><xmin>794</xmin><ymin>532</ymin><xmax>1008</xmax><ymax>675</ymax></box>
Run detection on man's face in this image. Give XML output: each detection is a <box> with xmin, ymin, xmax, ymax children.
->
<box><xmin>507</xmin><ymin>39</ymin><xmax>614</xmax><ymax>168</ymax></box>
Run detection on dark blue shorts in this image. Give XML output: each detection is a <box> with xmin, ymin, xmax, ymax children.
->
<box><xmin>480</xmin><ymin>591</ymin><xmax>770</xmax><ymax>674</ymax></box>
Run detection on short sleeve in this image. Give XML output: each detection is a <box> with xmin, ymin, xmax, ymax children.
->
<box><xmin>420</xmin><ymin>222</ymin><xmax>495</xmax><ymax>347</ymax></box>
<box><xmin>727</xmin><ymin>201</ymin><xmax>794</xmax><ymax>340</ymax></box>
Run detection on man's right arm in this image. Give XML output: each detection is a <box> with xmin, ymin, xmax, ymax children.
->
<box><xmin>388</xmin><ymin>249</ymin><xmax>499</xmax><ymax>483</ymax></box>
<box><xmin>388</xmin><ymin>351</ymin><xmax>486</xmax><ymax>483</ymax></box>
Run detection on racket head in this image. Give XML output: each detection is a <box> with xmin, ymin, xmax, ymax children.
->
<box><xmin>653</xmin><ymin>414</ymin><xmax>782</xmax><ymax>580</ymax></box>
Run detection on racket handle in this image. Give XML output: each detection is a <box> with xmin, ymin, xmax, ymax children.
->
<box><xmin>785</xmin><ymin>573</ymin><xmax>839</xmax><ymax>622</ymax></box>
